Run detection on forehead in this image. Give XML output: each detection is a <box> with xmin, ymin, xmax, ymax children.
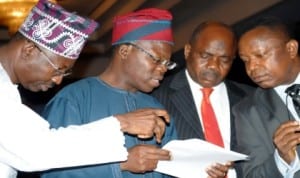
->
<box><xmin>239</xmin><ymin>27</ymin><xmax>285</xmax><ymax>49</ymax></box>
<box><xmin>192</xmin><ymin>25</ymin><xmax>235</xmax><ymax>55</ymax></box>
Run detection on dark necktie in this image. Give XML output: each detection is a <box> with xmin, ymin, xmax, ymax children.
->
<box><xmin>285</xmin><ymin>84</ymin><xmax>300</xmax><ymax>117</ymax></box>
<box><xmin>201</xmin><ymin>88</ymin><xmax>224</xmax><ymax>147</ymax></box>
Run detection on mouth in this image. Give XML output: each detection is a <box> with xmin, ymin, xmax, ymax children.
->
<box><xmin>151</xmin><ymin>77</ymin><xmax>162</xmax><ymax>87</ymax></box>
<box><xmin>251</xmin><ymin>74</ymin><xmax>269</xmax><ymax>84</ymax></box>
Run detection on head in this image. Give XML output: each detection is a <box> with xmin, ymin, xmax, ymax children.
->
<box><xmin>110</xmin><ymin>8</ymin><xmax>175</xmax><ymax>93</ymax></box>
<box><xmin>238</xmin><ymin>17</ymin><xmax>300</xmax><ymax>88</ymax></box>
<box><xmin>12</xmin><ymin>0</ymin><xmax>98</xmax><ymax>92</ymax></box>
<box><xmin>184</xmin><ymin>21</ymin><xmax>237</xmax><ymax>88</ymax></box>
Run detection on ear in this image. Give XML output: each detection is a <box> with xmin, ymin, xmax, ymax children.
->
<box><xmin>20</xmin><ymin>40</ymin><xmax>36</xmax><ymax>60</ymax></box>
<box><xmin>184</xmin><ymin>44</ymin><xmax>191</xmax><ymax>61</ymax></box>
<box><xmin>118</xmin><ymin>44</ymin><xmax>131</xmax><ymax>59</ymax></box>
<box><xmin>286</xmin><ymin>39</ymin><xmax>298</xmax><ymax>58</ymax></box>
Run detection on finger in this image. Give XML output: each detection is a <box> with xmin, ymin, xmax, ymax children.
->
<box><xmin>153</xmin><ymin>109</ymin><xmax>170</xmax><ymax>123</ymax></box>
<box><xmin>275</xmin><ymin>121</ymin><xmax>299</xmax><ymax>137</ymax></box>
<box><xmin>143</xmin><ymin>147</ymin><xmax>171</xmax><ymax>160</ymax></box>
<box><xmin>275</xmin><ymin>131</ymin><xmax>300</xmax><ymax>149</ymax></box>
<box><xmin>206</xmin><ymin>164</ymin><xmax>226</xmax><ymax>178</ymax></box>
<box><xmin>154</xmin><ymin>118</ymin><xmax>166</xmax><ymax>143</ymax></box>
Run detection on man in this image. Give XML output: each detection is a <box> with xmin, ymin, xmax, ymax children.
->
<box><xmin>233</xmin><ymin>17</ymin><xmax>300</xmax><ymax>177</ymax></box>
<box><xmin>152</xmin><ymin>21</ymin><xmax>254</xmax><ymax>178</ymax></box>
<box><xmin>0</xmin><ymin>1</ymin><xmax>171</xmax><ymax>178</ymax></box>
<box><xmin>41</xmin><ymin>8</ymin><xmax>177</xmax><ymax>178</ymax></box>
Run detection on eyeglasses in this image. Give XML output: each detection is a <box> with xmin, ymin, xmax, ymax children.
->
<box><xmin>34</xmin><ymin>45</ymin><xmax>72</xmax><ymax>77</ymax></box>
<box><xmin>128</xmin><ymin>43</ymin><xmax>177</xmax><ymax>70</ymax></box>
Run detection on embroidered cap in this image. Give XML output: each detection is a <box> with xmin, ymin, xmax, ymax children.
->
<box><xmin>19</xmin><ymin>0</ymin><xmax>99</xmax><ymax>60</ymax></box>
<box><xmin>112</xmin><ymin>8</ymin><xmax>173</xmax><ymax>45</ymax></box>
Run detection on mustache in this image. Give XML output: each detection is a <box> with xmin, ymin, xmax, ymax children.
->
<box><xmin>201</xmin><ymin>69</ymin><xmax>218</xmax><ymax>78</ymax></box>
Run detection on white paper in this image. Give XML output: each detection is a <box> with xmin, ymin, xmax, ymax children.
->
<box><xmin>155</xmin><ymin>139</ymin><xmax>249</xmax><ymax>178</ymax></box>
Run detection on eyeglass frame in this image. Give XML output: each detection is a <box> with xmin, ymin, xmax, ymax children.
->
<box><xmin>127</xmin><ymin>42</ymin><xmax>177</xmax><ymax>70</ymax></box>
<box><xmin>34</xmin><ymin>44</ymin><xmax>72</xmax><ymax>77</ymax></box>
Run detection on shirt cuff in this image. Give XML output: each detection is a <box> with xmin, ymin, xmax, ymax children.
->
<box><xmin>274</xmin><ymin>149</ymin><xmax>300</xmax><ymax>178</ymax></box>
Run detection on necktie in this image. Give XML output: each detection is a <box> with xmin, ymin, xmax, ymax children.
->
<box><xmin>285</xmin><ymin>84</ymin><xmax>300</xmax><ymax>117</ymax></box>
<box><xmin>201</xmin><ymin>88</ymin><xmax>224</xmax><ymax>147</ymax></box>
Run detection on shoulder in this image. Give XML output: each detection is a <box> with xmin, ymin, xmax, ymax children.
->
<box><xmin>233</xmin><ymin>87</ymin><xmax>264</xmax><ymax>111</ymax></box>
<box><xmin>152</xmin><ymin>70</ymin><xmax>186</xmax><ymax>95</ymax></box>
<box><xmin>225</xmin><ymin>80</ymin><xmax>256</xmax><ymax>95</ymax></box>
<box><xmin>52</xmin><ymin>77</ymin><xmax>99</xmax><ymax>99</ymax></box>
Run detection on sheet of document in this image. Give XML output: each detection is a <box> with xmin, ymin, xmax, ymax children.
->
<box><xmin>155</xmin><ymin>139</ymin><xmax>249</xmax><ymax>178</ymax></box>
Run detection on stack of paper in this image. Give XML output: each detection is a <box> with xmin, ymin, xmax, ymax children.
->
<box><xmin>155</xmin><ymin>139</ymin><xmax>249</xmax><ymax>178</ymax></box>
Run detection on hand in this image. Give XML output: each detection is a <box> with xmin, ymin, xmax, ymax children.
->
<box><xmin>115</xmin><ymin>108</ymin><xmax>170</xmax><ymax>143</ymax></box>
<box><xmin>120</xmin><ymin>144</ymin><xmax>171</xmax><ymax>173</ymax></box>
<box><xmin>273</xmin><ymin>120</ymin><xmax>300</xmax><ymax>164</ymax></box>
<box><xmin>206</xmin><ymin>162</ymin><xmax>233</xmax><ymax>178</ymax></box>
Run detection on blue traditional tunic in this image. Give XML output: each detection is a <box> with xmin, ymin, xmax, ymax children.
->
<box><xmin>41</xmin><ymin>77</ymin><xmax>177</xmax><ymax>178</ymax></box>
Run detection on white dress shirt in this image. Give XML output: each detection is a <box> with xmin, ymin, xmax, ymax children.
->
<box><xmin>185</xmin><ymin>70</ymin><xmax>236</xmax><ymax>178</ymax></box>
<box><xmin>0</xmin><ymin>63</ymin><xmax>127</xmax><ymax>178</ymax></box>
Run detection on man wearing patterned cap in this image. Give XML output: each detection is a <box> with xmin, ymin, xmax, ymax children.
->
<box><xmin>41</xmin><ymin>8</ymin><xmax>177</xmax><ymax>178</ymax></box>
<box><xmin>0</xmin><ymin>1</ymin><xmax>172</xmax><ymax>178</ymax></box>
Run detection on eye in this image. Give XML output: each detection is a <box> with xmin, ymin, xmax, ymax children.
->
<box><xmin>199</xmin><ymin>52</ymin><xmax>210</xmax><ymax>59</ymax></box>
<box><xmin>219</xmin><ymin>56</ymin><xmax>231</xmax><ymax>63</ymax></box>
<box><xmin>239</xmin><ymin>55</ymin><xmax>249</xmax><ymax>62</ymax></box>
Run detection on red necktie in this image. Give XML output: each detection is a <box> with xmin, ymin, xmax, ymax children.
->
<box><xmin>201</xmin><ymin>88</ymin><xmax>224</xmax><ymax>147</ymax></box>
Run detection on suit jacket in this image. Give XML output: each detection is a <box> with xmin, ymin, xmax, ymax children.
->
<box><xmin>233</xmin><ymin>87</ymin><xmax>300</xmax><ymax>178</ymax></box>
<box><xmin>152</xmin><ymin>69</ymin><xmax>254</xmax><ymax>178</ymax></box>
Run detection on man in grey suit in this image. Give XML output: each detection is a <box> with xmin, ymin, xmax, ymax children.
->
<box><xmin>233</xmin><ymin>17</ymin><xmax>300</xmax><ymax>177</ymax></box>
<box><xmin>152</xmin><ymin>21</ymin><xmax>254</xmax><ymax>178</ymax></box>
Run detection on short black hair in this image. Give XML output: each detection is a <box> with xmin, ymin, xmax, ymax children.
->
<box><xmin>243</xmin><ymin>16</ymin><xmax>295</xmax><ymax>41</ymax></box>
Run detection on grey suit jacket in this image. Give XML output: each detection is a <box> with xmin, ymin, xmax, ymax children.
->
<box><xmin>152</xmin><ymin>69</ymin><xmax>254</xmax><ymax>177</ymax></box>
<box><xmin>233</xmin><ymin>87</ymin><xmax>300</xmax><ymax>178</ymax></box>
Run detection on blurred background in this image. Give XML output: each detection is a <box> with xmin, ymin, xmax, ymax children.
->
<box><xmin>0</xmin><ymin>0</ymin><xmax>299</xmax><ymax>177</ymax></box>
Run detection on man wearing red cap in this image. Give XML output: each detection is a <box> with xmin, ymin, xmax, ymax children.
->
<box><xmin>0</xmin><ymin>1</ymin><xmax>171</xmax><ymax>178</ymax></box>
<box><xmin>41</xmin><ymin>8</ymin><xmax>177</xmax><ymax>178</ymax></box>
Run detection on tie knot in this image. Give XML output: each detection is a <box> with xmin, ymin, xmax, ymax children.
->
<box><xmin>202</xmin><ymin>88</ymin><xmax>213</xmax><ymax>100</ymax></box>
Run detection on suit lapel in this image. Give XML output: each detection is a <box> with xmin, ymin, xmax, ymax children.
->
<box><xmin>169</xmin><ymin>71</ymin><xmax>205</xmax><ymax>138</ymax></box>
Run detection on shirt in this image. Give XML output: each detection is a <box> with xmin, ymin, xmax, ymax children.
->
<box><xmin>41</xmin><ymin>77</ymin><xmax>177</xmax><ymax>178</ymax></box>
<box><xmin>0</xmin><ymin>63</ymin><xmax>128</xmax><ymax>178</ymax></box>
<box><xmin>185</xmin><ymin>70</ymin><xmax>236</xmax><ymax>178</ymax></box>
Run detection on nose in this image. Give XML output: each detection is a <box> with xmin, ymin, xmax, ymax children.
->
<box><xmin>157</xmin><ymin>64</ymin><xmax>168</xmax><ymax>75</ymax></box>
<box><xmin>247</xmin><ymin>57</ymin><xmax>258</xmax><ymax>72</ymax></box>
<box><xmin>51</xmin><ymin>75</ymin><xmax>64</xmax><ymax>85</ymax></box>
<box><xmin>207</xmin><ymin>57</ymin><xmax>219</xmax><ymax>69</ymax></box>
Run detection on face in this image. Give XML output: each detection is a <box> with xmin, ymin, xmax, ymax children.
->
<box><xmin>185</xmin><ymin>25</ymin><xmax>236</xmax><ymax>88</ymax></box>
<box><xmin>17</xmin><ymin>42</ymin><xmax>75</xmax><ymax>92</ymax></box>
<box><xmin>238</xmin><ymin>27</ymin><xmax>298</xmax><ymax>88</ymax></box>
<box><xmin>121</xmin><ymin>41</ymin><xmax>173</xmax><ymax>92</ymax></box>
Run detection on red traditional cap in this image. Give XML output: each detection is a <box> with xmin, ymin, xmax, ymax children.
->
<box><xmin>112</xmin><ymin>8</ymin><xmax>174</xmax><ymax>45</ymax></box>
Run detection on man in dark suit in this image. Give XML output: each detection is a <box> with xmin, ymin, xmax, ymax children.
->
<box><xmin>233</xmin><ymin>17</ymin><xmax>300</xmax><ymax>178</ymax></box>
<box><xmin>152</xmin><ymin>21</ymin><xmax>254</xmax><ymax>178</ymax></box>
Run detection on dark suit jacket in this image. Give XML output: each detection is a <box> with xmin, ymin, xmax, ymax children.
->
<box><xmin>152</xmin><ymin>69</ymin><xmax>254</xmax><ymax>178</ymax></box>
<box><xmin>233</xmin><ymin>87</ymin><xmax>300</xmax><ymax>178</ymax></box>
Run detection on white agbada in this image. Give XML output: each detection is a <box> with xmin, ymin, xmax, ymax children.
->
<box><xmin>0</xmin><ymin>64</ymin><xmax>127</xmax><ymax>178</ymax></box>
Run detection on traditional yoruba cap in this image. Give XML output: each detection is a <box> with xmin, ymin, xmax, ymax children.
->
<box><xmin>112</xmin><ymin>8</ymin><xmax>173</xmax><ymax>45</ymax></box>
<box><xmin>18</xmin><ymin>0</ymin><xmax>98</xmax><ymax>59</ymax></box>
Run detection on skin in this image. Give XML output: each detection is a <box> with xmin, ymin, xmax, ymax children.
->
<box><xmin>100</xmin><ymin>40</ymin><xmax>173</xmax><ymax>173</ymax></box>
<box><xmin>1</xmin><ymin>38</ymin><xmax>74</xmax><ymax>92</ymax></box>
<box><xmin>185</xmin><ymin>23</ymin><xmax>236</xmax><ymax>88</ymax></box>
<box><xmin>0</xmin><ymin>35</ymin><xmax>169</xmax><ymax>148</ymax></box>
<box><xmin>101</xmin><ymin>41</ymin><xmax>172</xmax><ymax>93</ymax></box>
<box><xmin>238</xmin><ymin>26</ymin><xmax>300</xmax><ymax>164</ymax></box>
<box><xmin>184</xmin><ymin>22</ymin><xmax>236</xmax><ymax>178</ymax></box>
